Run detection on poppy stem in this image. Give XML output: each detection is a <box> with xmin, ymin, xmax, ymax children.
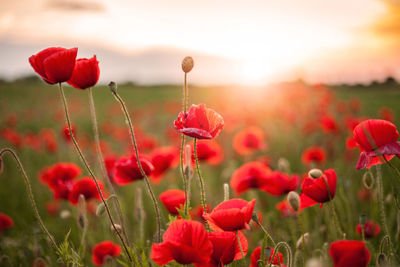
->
<box><xmin>295</xmin><ymin>213</ymin><xmax>306</xmax><ymax>267</ymax></box>
<box><xmin>58</xmin><ymin>83</ymin><xmax>132</xmax><ymax>262</ymax></box>
<box><xmin>87</xmin><ymin>87</ymin><xmax>131</xmax><ymax>247</ymax></box>
<box><xmin>109</xmin><ymin>85</ymin><xmax>161</xmax><ymax>243</ymax></box>
<box><xmin>383</xmin><ymin>155</ymin><xmax>400</xmax><ymax>183</ymax></box>
<box><xmin>236</xmin><ymin>230</ymin><xmax>247</xmax><ymax>266</ymax></box>
<box><xmin>0</xmin><ymin>148</ymin><xmax>58</xmax><ymax>250</ymax></box>
<box><xmin>255</xmin><ymin>220</ymin><xmax>277</xmax><ymax>247</ymax></box>
<box><xmin>193</xmin><ymin>138</ymin><xmax>207</xmax><ymax>213</ymax></box>
<box><xmin>269</xmin><ymin>242</ymin><xmax>293</xmax><ymax>267</ymax></box>
<box><xmin>321</xmin><ymin>175</ymin><xmax>344</xmax><ymax>238</ymax></box>
<box><xmin>180</xmin><ymin>135</ymin><xmax>189</xmax><ymax>216</ymax></box>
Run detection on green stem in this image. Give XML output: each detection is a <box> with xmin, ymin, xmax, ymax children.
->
<box><xmin>256</xmin><ymin>221</ymin><xmax>276</xmax><ymax>247</ymax></box>
<box><xmin>296</xmin><ymin>213</ymin><xmax>306</xmax><ymax>266</ymax></box>
<box><xmin>58</xmin><ymin>84</ymin><xmax>132</xmax><ymax>261</ymax></box>
<box><xmin>236</xmin><ymin>230</ymin><xmax>246</xmax><ymax>266</ymax></box>
<box><xmin>321</xmin><ymin>174</ymin><xmax>344</xmax><ymax>238</ymax></box>
<box><xmin>111</xmin><ymin>89</ymin><xmax>161</xmax><ymax>243</ymax></box>
<box><xmin>0</xmin><ymin>148</ymin><xmax>58</xmax><ymax>249</ymax></box>
<box><xmin>180</xmin><ymin>135</ymin><xmax>189</xmax><ymax>216</ymax></box>
<box><xmin>88</xmin><ymin>87</ymin><xmax>131</xmax><ymax>247</ymax></box>
<box><xmin>193</xmin><ymin>138</ymin><xmax>207</xmax><ymax>212</ymax></box>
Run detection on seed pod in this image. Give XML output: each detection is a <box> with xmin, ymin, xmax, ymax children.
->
<box><xmin>308</xmin><ymin>168</ymin><xmax>322</xmax><ymax>179</ymax></box>
<box><xmin>287</xmin><ymin>191</ymin><xmax>300</xmax><ymax>211</ymax></box>
<box><xmin>182</xmin><ymin>57</ymin><xmax>194</xmax><ymax>73</ymax></box>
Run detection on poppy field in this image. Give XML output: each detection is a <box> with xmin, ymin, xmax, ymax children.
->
<box><xmin>1</xmin><ymin>49</ymin><xmax>400</xmax><ymax>267</ymax></box>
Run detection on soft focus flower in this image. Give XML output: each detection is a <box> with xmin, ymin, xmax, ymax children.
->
<box><xmin>203</xmin><ymin>198</ymin><xmax>256</xmax><ymax>231</ymax></box>
<box><xmin>207</xmin><ymin>231</ymin><xmax>248</xmax><ymax>266</ymax></box>
<box><xmin>67</xmin><ymin>55</ymin><xmax>100</xmax><ymax>89</ymax></box>
<box><xmin>150</xmin><ymin>146</ymin><xmax>179</xmax><ymax>184</ymax></box>
<box><xmin>301</xmin><ymin>169</ymin><xmax>337</xmax><ymax>203</ymax></box>
<box><xmin>329</xmin><ymin>240</ymin><xmax>370</xmax><ymax>267</ymax></box>
<box><xmin>29</xmin><ymin>47</ymin><xmax>78</xmax><ymax>84</ymax></box>
<box><xmin>379</xmin><ymin>107</ymin><xmax>394</xmax><ymax>122</ymax></box>
<box><xmin>356</xmin><ymin>220</ymin><xmax>380</xmax><ymax>239</ymax></box>
<box><xmin>151</xmin><ymin>219</ymin><xmax>212</xmax><ymax>266</ymax></box>
<box><xmin>113</xmin><ymin>155</ymin><xmax>154</xmax><ymax>185</ymax></box>
<box><xmin>191</xmin><ymin>140</ymin><xmax>224</xmax><ymax>165</ymax></box>
<box><xmin>261</xmin><ymin>171</ymin><xmax>300</xmax><ymax>196</ymax></box>
<box><xmin>0</xmin><ymin>213</ymin><xmax>14</xmax><ymax>235</ymax></box>
<box><xmin>353</xmin><ymin>119</ymin><xmax>400</xmax><ymax>169</ymax></box>
<box><xmin>190</xmin><ymin>204</ymin><xmax>211</xmax><ymax>222</ymax></box>
<box><xmin>159</xmin><ymin>189</ymin><xmax>185</xmax><ymax>215</ymax></box>
<box><xmin>104</xmin><ymin>155</ymin><xmax>117</xmax><ymax>181</ymax></box>
<box><xmin>275</xmin><ymin>200</ymin><xmax>296</xmax><ymax>217</ymax></box>
<box><xmin>174</xmin><ymin>104</ymin><xmax>224</xmax><ymax>139</ymax></box>
<box><xmin>45</xmin><ymin>201</ymin><xmax>60</xmax><ymax>216</ymax></box>
<box><xmin>233</xmin><ymin>126</ymin><xmax>266</xmax><ymax>155</ymax></box>
<box><xmin>62</xmin><ymin>123</ymin><xmax>76</xmax><ymax>142</ymax></box>
<box><xmin>68</xmin><ymin>177</ymin><xmax>103</xmax><ymax>205</ymax></box>
<box><xmin>92</xmin><ymin>241</ymin><xmax>121</xmax><ymax>266</ymax></box>
<box><xmin>301</xmin><ymin>146</ymin><xmax>326</xmax><ymax>165</ymax></box>
<box><xmin>230</xmin><ymin>162</ymin><xmax>272</xmax><ymax>195</ymax></box>
<box><xmin>250</xmin><ymin>246</ymin><xmax>284</xmax><ymax>267</ymax></box>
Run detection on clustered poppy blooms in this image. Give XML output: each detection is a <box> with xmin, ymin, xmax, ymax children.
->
<box><xmin>159</xmin><ymin>189</ymin><xmax>186</xmax><ymax>215</ymax></box>
<box><xmin>174</xmin><ymin>104</ymin><xmax>224</xmax><ymax>139</ymax></box>
<box><xmin>92</xmin><ymin>241</ymin><xmax>121</xmax><ymax>266</ymax></box>
<box><xmin>329</xmin><ymin>240</ymin><xmax>370</xmax><ymax>267</ymax></box>
<box><xmin>353</xmin><ymin>119</ymin><xmax>400</xmax><ymax>170</ymax></box>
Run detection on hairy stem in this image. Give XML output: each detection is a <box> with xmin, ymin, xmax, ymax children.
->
<box><xmin>193</xmin><ymin>138</ymin><xmax>207</xmax><ymax>212</ymax></box>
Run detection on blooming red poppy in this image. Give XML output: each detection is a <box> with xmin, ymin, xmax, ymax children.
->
<box><xmin>104</xmin><ymin>155</ymin><xmax>117</xmax><ymax>181</ymax></box>
<box><xmin>29</xmin><ymin>47</ymin><xmax>78</xmax><ymax>84</ymax></box>
<box><xmin>67</xmin><ymin>55</ymin><xmax>100</xmax><ymax>89</ymax></box>
<box><xmin>299</xmin><ymin>192</ymin><xmax>318</xmax><ymax>209</ymax></box>
<box><xmin>40</xmin><ymin>128</ymin><xmax>58</xmax><ymax>153</ymax></box>
<box><xmin>190</xmin><ymin>204</ymin><xmax>211</xmax><ymax>222</ymax></box>
<box><xmin>62</xmin><ymin>123</ymin><xmax>76</xmax><ymax>142</ymax></box>
<box><xmin>353</xmin><ymin>119</ymin><xmax>400</xmax><ymax>169</ymax></box>
<box><xmin>261</xmin><ymin>171</ymin><xmax>300</xmax><ymax>196</ymax></box>
<box><xmin>0</xmin><ymin>128</ymin><xmax>22</xmax><ymax>148</ymax></box>
<box><xmin>207</xmin><ymin>231</ymin><xmax>248</xmax><ymax>266</ymax></box>
<box><xmin>230</xmin><ymin>162</ymin><xmax>272</xmax><ymax>195</ymax></box>
<box><xmin>275</xmin><ymin>200</ymin><xmax>296</xmax><ymax>217</ymax></box>
<box><xmin>92</xmin><ymin>241</ymin><xmax>121</xmax><ymax>266</ymax></box>
<box><xmin>320</xmin><ymin>115</ymin><xmax>340</xmax><ymax>134</ymax></box>
<box><xmin>329</xmin><ymin>240</ymin><xmax>370</xmax><ymax>267</ymax></box>
<box><xmin>191</xmin><ymin>140</ymin><xmax>224</xmax><ymax>165</ymax></box>
<box><xmin>301</xmin><ymin>169</ymin><xmax>337</xmax><ymax>203</ymax></box>
<box><xmin>150</xmin><ymin>146</ymin><xmax>179</xmax><ymax>184</ymax></box>
<box><xmin>356</xmin><ymin>221</ymin><xmax>381</xmax><ymax>239</ymax></box>
<box><xmin>159</xmin><ymin>189</ymin><xmax>186</xmax><ymax>215</ymax></box>
<box><xmin>0</xmin><ymin>213</ymin><xmax>14</xmax><ymax>235</ymax></box>
<box><xmin>203</xmin><ymin>198</ymin><xmax>256</xmax><ymax>231</ymax></box>
<box><xmin>250</xmin><ymin>246</ymin><xmax>284</xmax><ymax>267</ymax></box>
<box><xmin>39</xmin><ymin>162</ymin><xmax>81</xmax><ymax>200</ymax></box>
<box><xmin>233</xmin><ymin>126</ymin><xmax>266</xmax><ymax>155</ymax></box>
<box><xmin>346</xmin><ymin>136</ymin><xmax>358</xmax><ymax>150</ymax></box>
<box><xmin>68</xmin><ymin>177</ymin><xmax>103</xmax><ymax>205</ymax></box>
<box><xmin>301</xmin><ymin>146</ymin><xmax>326</xmax><ymax>165</ymax></box>
<box><xmin>113</xmin><ymin>155</ymin><xmax>154</xmax><ymax>185</ymax></box>
<box><xmin>174</xmin><ymin>104</ymin><xmax>224</xmax><ymax>139</ymax></box>
<box><xmin>151</xmin><ymin>219</ymin><xmax>212</xmax><ymax>266</ymax></box>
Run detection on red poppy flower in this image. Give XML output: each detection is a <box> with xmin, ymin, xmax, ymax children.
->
<box><xmin>29</xmin><ymin>47</ymin><xmax>78</xmax><ymax>84</ymax></box>
<box><xmin>320</xmin><ymin>115</ymin><xmax>340</xmax><ymax>134</ymax></box>
<box><xmin>357</xmin><ymin>188</ymin><xmax>372</xmax><ymax>202</ymax></box>
<box><xmin>233</xmin><ymin>126</ymin><xmax>266</xmax><ymax>155</ymax></box>
<box><xmin>329</xmin><ymin>240</ymin><xmax>370</xmax><ymax>267</ymax></box>
<box><xmin>92</xmin><ymin>241</ymin><xmax>121</xmax><ymax>266</ymax></box>
<box><xmin>261</xmin><ymin>171</ymin><xmax>300</xmax><ymax>196</ymax></box>
<box><xmin>301</xmin><ymin>146</ymin><xmax>326</xmax><ymax>165</ymax></box>
<box><xmin>104</xmin><ymin>155</ymin><xmax>117</xmax><ymax>181</ymax></box>
<box><xmin>151</xmin><ymin>219</ymin><xmax>213</xmax><ymax>266</ymax></box>
<box><xmin>159</xmin><ymin>189</ymin><xmax>186</xmax><ymax>215</ymax></box>
<box><xmin>299</xmin><ymin>192</ymin><xmax>318</xmax><ymax>209</ymax></box>
<box><xmin>356</xmin><ymin>221</ymin><xmax>381</xmax><ymax>239</ymax></box>
<box><xmin>174</xmin><ymin>104</ymin><xmax>224</xmax><ymax>139</ymax></box>
<box><xmin>301</xmin><ymin>169</ymin><xmax>337</xmax><ymax>203</ymax></box>
<box><xmin>67</xmin><ymin>55</ymin><xmax>100</xmax><ymax>89</ymax></box>
<box><xmin>39</xmin><ymin>162</ymin><xmax>81</xmax><ymax>200</ymax></box>
<box><xmin>275</xmin><ymin>200</ymin><xmax>296</xmax><ymax>217</ymax></box>
<box><xmin>379</xmin><ymin>107</ymin><xmax>394</xmax><ymax>122</ymax></box>
<box><xmin>68</xmin><ymin>177</ymin><xmax>103</xmax><ymax>205</ymax></box>
<box><xmin>150</xmin><ymin>146</ymin><xmax>179</xmax><ymax>184</ymax></box>
<box><xmin>230</xmin><ymin>162</ymin><xmax>272</xmax><ymax>195</ymax></box>
<box><xmin>191</xmin><ymin>140</ymin><xmax>224</xmax><ymax>165</ymax></box>
<box><xmin>0</xmin><ymin>213</ymin><xmax>14</xmax><ymax>234</ymax></box>
<box><xmin>203</xmin><ymin>198</ymin><xmax>256</xmax><ymax>231</ymax></box>
<box><xmin>250</xmin><ymin>246</ymin><xmax>284</xmax><ymax>267</ymax></box>
<box><xmin>190</xmin><ymin>204</ymin><xmax>211</xmax><ymax>222</ymax></box>
<box><xmin>62</xmin><ymin>123</ymin><xmax>76</xmax><ymax>142</ymax></box>
<box><xmin>40</xmin><ymin>129</ymin><xmax>58</xmax><ymax>153</ymax></box>
<box><xmin>207</xmin><ymin>231</ymin><xmax>248</xmax><ymax>266</ymax></box>
<box><xmin>45</xmin><ymin>201</ymin><xmax>60</xmax><ymax>216</ymax></box>
<box><xmin>353</xmin><ymin>119</ymin><xmax>400</xmax><ymax>170</ymax></box>
<box><xmin>346</xmin><ymin>136</ymin><xmax>358</xmax><ymax>150</ymax></box>
<box><xmin>113</xmin><ymin>155</ymin><xmax>154</xmax><ymax>185</ymax></box>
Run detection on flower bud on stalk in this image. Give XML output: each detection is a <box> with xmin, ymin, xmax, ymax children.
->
<box><xmin>308</xmin><ymin>168</ymin><xmax>322</xmax><ymax>179</ymax></box>
<box><xmin>182</xmin><ymin>56</ymin><xmax>194</xmax><ymax>73</ymax></box>
<box><xmin>287</xmin><ymin>191</ymin><xmax>300</xmax><ymax>212</ymax></box>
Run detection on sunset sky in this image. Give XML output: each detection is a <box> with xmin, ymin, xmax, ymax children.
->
<box><xmin>1</xmin><ymin>0</ymin><xmax>399</xmax><ymax>85</ymax></box>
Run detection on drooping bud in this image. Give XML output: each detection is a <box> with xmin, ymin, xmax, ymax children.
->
<box><xmin>377</xmin><ymin>253</ymin><xmax>387</xmax><ymax>266</ymax></box>
<box><xmin>251</xmin><ymin>211</ymin><xmax>259</xmax><ymax>223</ymax></box>
<box><xmin>96</xmin><ymin>203</ymin><xmax>106</xmax><ymax>217</ymax></box>
<box><xmin>264</xmin><ymin>247</ymin><xmax>272</xmax><ymax>261</ymax></box>
<box><xmin>287</xmin><ymin>191</ymin><xmax>300</xmax><ymax>211</ymax></box>
<box><xmin>181</xmin><ymin>57</ymin><xmax>194</xmax><ymax>73</ymax></box>
<box><xmin>77</xmin><ymin>194</ymin><xmax>87</xmax><ymax>229</ymax></box>
<box><xmin>296</xmin><ymin>232</ymin><xmax>309</xmax><ymax>249</ymax></box>
<box><xmin>108</xmin><ymin>81</ymin><xmax>117</xmax><ymax>94</ymax></box>
<box><xmin>308</xmin><ymin>168</ymin><xmax>322</xmax><ymax>179</ymax></box>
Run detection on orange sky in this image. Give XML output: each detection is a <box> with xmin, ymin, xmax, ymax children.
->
<box><xmin>0</xmin><ymin>0</ymin><xmax>399</xmax><ymax>85</ymax></box>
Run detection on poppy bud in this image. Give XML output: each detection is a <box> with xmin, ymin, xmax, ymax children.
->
<box><xmin>287</xmin><ymin>191</ymin><xmax>300</xmax><ymax>211</ymax></box>
<box><xmin>182</xmin><ymin>56</ymin><xmax>194</xmax><ymax>73</ymax></box>
<box><xmin>60</xmin><ymin>210</ymin><xmax>71</xmax><ymax>219</ymax></box>
<box><xmin>78</xmin><ymin>214</ymin><xmax>85</xmax><ymax>229</ymax></box>
<box><xmin>296</xmin><ymin>232</ymin><xmax>309</xmax><ymax>249</ymax></box>
<box><xmin>308</xmin><ymin>168</ymin><xmax>322</xmax><ymax>179</ymax></box>
<box><xmin>96</xmin><ymin>203</ymin><xmax>106</xmax><ymax>217</ymax></box>
<box><xmin>377</xmin><ymin>253</ymin><xmax>387</xmax><ymax>266</ymax></box>
<box><xmin>264</xmin><ymin>247</ymin><xmax>272</xmax><ymax>261</ymax></box>
<box><xmin>223</xmin><ymin>183</ymin><xmax>230</xmax><ymax>201</ymax></box>
<box><xmin>278</xmin><ymin>157</ymin><xmax>290</xmax><ymax>173</ymax></box>
<box><xmin>359</xmin><ymin>214</ymin><xmax>367</xmax><ymax>226</ymax></box>
<box><xmin>111</xmin><ymin>224</ymin><xmax>122</xmax><ymax>235</ymax></box>
<box><xmin>251</xmin><ymin>211</ymin><xmax>259</xmax><ymax>223</ymax></box>
<box><xmin>108</xmin><ymin>81</ymin><xmax>117</xmax><ymax>94</ymax></box>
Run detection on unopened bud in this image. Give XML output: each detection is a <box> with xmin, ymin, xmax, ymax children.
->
<box><xmin>181</xmin><ymin>56</ymin><xmax>194</xmax><ymax>73</ymax></box>
<box><xmin>78</xmin><ymin>214</ymin><xmax>85</xmax><ymax>229</ymax></box>
<box><xmin>308</xmin><ymin>168</ymin><xmax>322</xmax><ymax>178</ymax></box>
<box><xmin>60</xmin><ymin>210</ymin><xmax>71</xmax><ymax>219</ymax></box>
<box><xmin>287</xmin><ymin>191</ymin><xmax>300</xmax><ymax>211</ymax></box>
<box><xmin>96</xmin><ymin>203</ymin><xmax>106</xmax><ymax>217</ymax></box>
<box><xmin>108</xmin><ymin>81</ymin><xmax>117</xmax><ymax>94</ymax></box>
<box><xmin>251</xmin><ymin>211</ymin><xmax>259</xmax><ymax>222</ymax></box>
<box><xmin>296</xmin><ymin>232</ymin><xmax>309</xmax><ymax>249</ymax></box>
<box><xmin>111</xmin><ymin>224</ymin><xmax>122</xmax><ymax>235</ymax></box>
<box><xmin>359</xmin><ymin>214</ymin><xmax>367</xmax><ymax>226</ymax></box>
<box><xmin>264</xmin><ymin>247</ymin><xmax>272</xmax><ymax>260</ymax></box>
<box><xmin>306</xmin><ymin>258</ymin><xmax>324</xmax><ymax>267</ymax></box>
<box><xmin>223</xmin><ymin>183</ymin><xmax>230</xmax><ymax>201</ymax></box>
<box><xmin>377</xmin><ymin>253</ymin><xmax>387</xmax><ymax>266</ymax></box>
<box><xmin>278</xmin><ymin>157</ymin><xmax>290</xmax><ymax>172</ymax></box>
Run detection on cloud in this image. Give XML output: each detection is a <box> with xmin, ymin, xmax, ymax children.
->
<box><xmin>46</xmin><ymin>0</ymin><xmax>105</xmax><ymax>13</ymax></box>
